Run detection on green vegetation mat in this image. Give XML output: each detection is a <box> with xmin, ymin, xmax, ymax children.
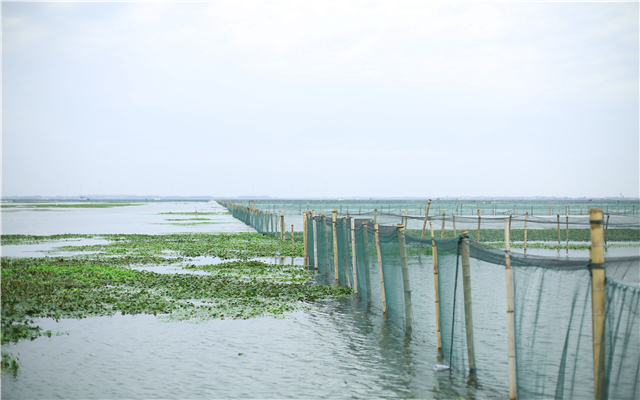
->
<box><xmin>1</xmin><ymin>233</ymin><xmax>351</xmax><ymax>365</ymax></box>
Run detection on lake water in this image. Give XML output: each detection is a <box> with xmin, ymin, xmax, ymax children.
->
<box><xmin>1</xmin><ymin>201</ymin><xmax>636</xmax><ymax>399</ymax></box>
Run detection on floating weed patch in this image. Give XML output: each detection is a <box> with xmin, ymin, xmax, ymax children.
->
<box><xmin>1</xmin><ymin>234</ymin><xmax>96</xmax><ymax>246</ymax></box>
<box><xmin>184</xmin><ymin>260</ymin><xmax>311</xmax><ymax>283</ymax></box>
<box><xmin>1</xmin><ymin>353</ymin><xmax>20</xmax><ymax>375</ymax></box>
<box><xmin>1</xmin><ymin>232</ymin><xmax>349</xmax><ymax>358</ymax></box>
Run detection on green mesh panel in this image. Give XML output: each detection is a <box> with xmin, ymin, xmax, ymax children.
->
<box><xmin>314</xmin><ymin>217</ymin><xmax>330</xmax><ymax>285</ymax></box>
<box><xmin>512</xmin><ymin>265</ymin><xmax>593</xmax><ymax>399</ymax></box>
<box><xmin>344</xmin><ymin>222</ymin><xmax>354</xmax><ymax>289</ymax></box>
<box><xmin>604</xmin><ymin>277</ymin><xmax>640</xmax><ymax>399</ymax></box>
<box><xmin>337</xmin><ymin>220</ymin><xmax>353</xmax><ymax>289</ymax></box>
<box><xmin>435</xmin><ymin>239</ymin><xmax>469</xmax><ymax>373</ymax></box>
<box><xmin>366</xmin><ymin>226</ymin><xmax>384</xmax><ymax>312</ymax></box>
<box><xmin>378</xmin><ymin>228</ymin><xmax>408</xmax><ymax>330</ymax></box>
<box><xmin>355</xmin><ymin>225</ymin><xmax>373</xmax><ymax>304</ymax></box>
<box><xmin>336</xmin><ymin>219</ymin><xmax>346</xmax><ymax>286</ymax></box>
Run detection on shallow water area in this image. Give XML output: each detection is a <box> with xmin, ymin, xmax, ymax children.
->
<box><xmin>1</xmin><ymin>201</ymin><xmax>252</xmax><ymax>235</ymax></box>
<box><xmin>1</xmin><ymin>238</ymin><xmax>110</xmax><ymax>258</ymax></box>
<box><xmin>185</xmin><ymin>255</ymin><xmax>305</xmax><ymax>266</ymax></box>
<box><xmin>1</xmin><ymin>298</ymin><xmax>503</xmax><ymax>400</ymax></box>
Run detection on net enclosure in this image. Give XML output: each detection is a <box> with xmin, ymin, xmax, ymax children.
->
<box><xmin>221</xmin><ymin>200</ymin><xmax>639</xmax><ymax>400</ymax></box>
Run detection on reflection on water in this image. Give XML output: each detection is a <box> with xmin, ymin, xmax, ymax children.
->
<box><xmin>1</xmin><ymin>298</ymin><xmax>503</xmax><ymax>399</ymax></box>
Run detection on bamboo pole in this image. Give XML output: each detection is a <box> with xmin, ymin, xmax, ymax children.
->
<box><xmin>332</xmin><ymin>211</ymin><xmax>339</xmax><ymax>285</ymax></box>
<box><xmin>374</xmin><ymin>209</ymin><xmax>378</xmax><ymax>225</ymax></box>
<box><xmin>565</xmin><ymin>212</ymin><xmax>569</xmax><ymax>254</ymax></box>
<box><xmin>453</xmin><ymin>213</ymin><xmax>457</xmax><ymax>237</ymax></box>
<box><xmin>557</xmin><ymin>214</ymin><xmax>561</xmax><ymax>245</ymax></box>
<box><xmin>460</xmin><ymin>230</ymin><xmax>476</xmax><ymax>373</ymax></box>
<box><xmin>281</xmin><ymin>213</ymin><xmax>286</xmax><ymax>243</ymax></box>
<box><xmin>374</xmin><ymin>223</ymin><xmax>387</xmax><ymax>314</ymax></box>
<box><xmin>589</xmin><ymin>208</ymin><xmax>606</xmax><ymax>400</ymax></box>
<box><xmin>504</xmin><ymin>219</ymin><xmax>517</xmax><ymax>400</ymax></box>
<box><xmin>291</xmin><ymin>225</ymin><xmax>295</xmax><ymax>251</ymax></box>
<box><xmin>312</xmin><ymin>211</ymin><xmax>318</xmax><ymax>271</ymax></box>
<box><xmin>477</xmin><ymin>208</ymin><xmax>481</xmax><ymax>242</ymax></box>
<box><xmin>430</xmin><ymin>222</ymin><xmax>442</xmax><ymax>351</ymax></box>
<box><xmin>362</xmin><ymin>221</ymin><xmax>372</xmax><ymax>302</ymax></box>
<box><xmin>418</xmin><ymin>199</ymin><xmax>432</xmax><ymax>260</ymax></box>
<box><xmin>604</xmin><ymin>214</ymin><xmax>610</xmax><ymax>245</ymax></box>
<box><xmin>524</xmin><ymin>211</ymin><xmax>529</xmax><ymax>254</ymax></box>
<box><xmin>351</xmin><ymin>217</ymin><xmax>357</xmax><ymax>295</ymax></box>
<box><xmin>275</xmin><ymin>212</ymin><xmax>280</xmax><ymax>239</ymax></box>
<box><xmin>323</xmin><ymin>215</ymin><xmax>330</xmax><ymax>274</ymax></box>
<box><xmin>397</xmin><ymin>224</ymin><xmax>413</xmax><ymax>331</ymax></box>
<box><xmin>303</xmin><ymin>212</ymin><xmax>309</xmax><ymax>266</ymax></box>
<box><xmin>441</xmin><ymin>213</ymin><xmax>445</xmax><ymax>240</ymax></box>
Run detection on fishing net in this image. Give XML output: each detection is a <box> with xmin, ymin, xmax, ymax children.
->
<box><xmin>224</xmin><ymin>201</ymin><xmax>640</xmax><ymax>400</ymax></box>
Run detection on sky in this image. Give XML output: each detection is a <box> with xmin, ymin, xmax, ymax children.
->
<box><xmin>2</xmin><ymin>1</ymin><xmax>638</xmax><ymax>199</ymax></box>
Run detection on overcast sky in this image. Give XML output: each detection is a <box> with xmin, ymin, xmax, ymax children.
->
<box><xmin>2</xmin><ymin>1</ymin><xmax>638</xmax><ymax>198</ymax></box>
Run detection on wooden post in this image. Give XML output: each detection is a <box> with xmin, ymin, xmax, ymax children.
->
<box><xmin>590</xmin><ymin>209</ymin><xmax>606</xmax><ymax>400</ymax></box>
<box><xmin>362</xmin><ymin>221</ymin><xmax>372</xmax><ymax>302</ymax></box>
<box><xmin>441</xmin><ymin>213</ymin><xmax>445</xmax><ymax>240</ymax></box>
<box><xmin>504</xmin><ymin>219</ymin><xmax>517</xmax><ymax>400</ymax></box>
<box><xmin>524</xmin><ymin>211</ymin><xmax>529</xmax><ymax>254</ymax></box>
<box><xmin>374</xmin><ymin>223</ymin><xmax>387</xmax><ymax>314</ymax></box>
<box><xmin>460</xmin><ymin>230</ymin><xmax>476</xmax><ymax>373</ymax></box>
<box><xmin>477</xmin><ymin>208</ymin><xmax>481</xmax><ymax>242</ymax></box>
<box><xmin>291</xmin><ymin>225</ymin><xmax>295</xmax><ymax>251</ymax></box>
<box><xmin>351</xmin><ymin>217</ymin><xmax>357</xmax><ymax>295</ymax></box>
<box><xmin>281</xmin><ymin>213</ymin><xmax>286</xmax><ymax>242</ymax></box>
<box><xmin>565</xmin><ymin>212</ymin><xmax>569</xmax><ymax>254</ymax></box>
<box><xmin>453</xmin><ymin>213</ymin><xmax>457</xmax><ymax>237</ymax></box>
<box><xmin>604</xmin><ymin>214</ymin><xmax>610</xmax><ymax>245</ymax></box>
<box><xmin>312</xmin><ymin>211</ymin><xmax>318</xmax><ymax>271</ymax></box>
<box><xmin>332</xmin><ymin>211</ymin><xmax>339</xmax><ymax>284</ymax></box>
<box><xmin>431</xmin><ymin>222</ymin><xmax>442</xmax><ymax>351</ymax></box>
<box><xmin>303</xmin><ymin>212</ymin><xmax>308</xmax><ymax>266</ymax></box>
<box><xmin>374</xmin><ymin>209</ymin><xmax>378</xmax><ymax>224</ymax></box>
<box><xmin>397</xmin><ymin>224</ymin><xmax>413</xmax><ymax>331</ymax></box>
<box><xmin>418</xmin><ymin>199</ymin><xmax>432</xmax><ymax>260</ymax></box>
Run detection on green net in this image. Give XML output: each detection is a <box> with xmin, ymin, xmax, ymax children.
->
<box><xmin>306</xmin><ymin>212</ymin><xmax>314</xmax><ymax>269</ymax></box>
<box><xmin>604</xmin><ymin>263</ymin><xmax>640</xmax><ymax>399</ymax></box>
<box><xmin>222</xmin><ymin>201</ymin><xmax>640</xmax><ymax>400</ymax></box>
<box><xmin>354</xmin><ymin>223</ymin><xmax>373</xmax><ymax>304</ymax></box>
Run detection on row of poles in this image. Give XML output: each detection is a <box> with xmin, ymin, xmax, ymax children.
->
<box><xmin>223</xmin><ymin>200</ymin><xmax>608</xmax><ymax>400</ymax></box>
<box><xmin>237</xmin><ymin>199</ymin><xmax>637</xmax><ymax>218</ymax></box>
<box><xmin>222</xmin><ymin>202</ymin><xmax>296</xmax><ymax>250</ymax></box>
<box><xmin>302</xmin><ymin>207</ymin><xmax>607</xmax><ymax>400</ymax></box>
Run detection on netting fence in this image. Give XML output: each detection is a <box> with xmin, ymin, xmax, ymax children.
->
<box><xmin>220</xmin><ymin>200</ymin><xmax>639</xmax><ymax>400</ymax></box>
